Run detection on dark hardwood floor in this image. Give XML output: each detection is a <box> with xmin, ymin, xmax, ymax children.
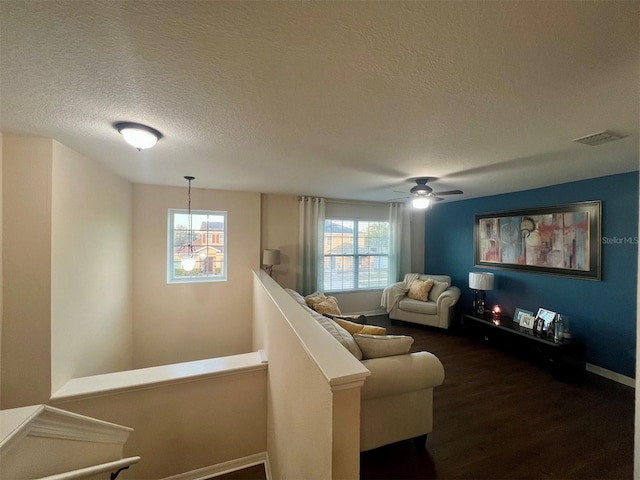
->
<box><xmin>360</xmin><ymin>315</ymin><xmax>634</xmax><ymax>480</ymax></box>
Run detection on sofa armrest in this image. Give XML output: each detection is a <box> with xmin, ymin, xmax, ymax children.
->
<box><xmin>360</xmin><ymin>351</ymin><xmax>444</xmax><ymax>400</ymax></box>
<box><xmin>436</xmin><ymin>286</ymin><xmax>461</xmax><ymax>310</ymax></box>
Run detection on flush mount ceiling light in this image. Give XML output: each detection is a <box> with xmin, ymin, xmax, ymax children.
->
<box><xmin>114</xmin><ymin>122</ymin><xmax>162</xmax><ymax>150</ymax></box>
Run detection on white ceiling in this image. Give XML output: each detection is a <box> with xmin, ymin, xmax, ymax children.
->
<box><xmin>1</xmin><ymin>1</ymin><xmax>638</xmax><ymax>203</ymax></box>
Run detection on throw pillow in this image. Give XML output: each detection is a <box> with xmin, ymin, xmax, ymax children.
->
<box><xmin>428</xmin><ymin>280</ymin><xmax>449</xmax><ymax>301</ymax></box>
<box><xmin>333</xmin><ymin>318</ymin><xmax>387</xmax><ymax>336</ymax></box>
<box><xmin>312</xmin><ymin>297</ymin><xmax>342</xmax><ymax>316</ymax></box>
<box><xmin>353</xmin><ymin>334</ymin><xmax>414</xmax><ymax>359</ymax></box>
<box><xmin>407</xmin><ymin>279</ymin><xmax>434</xmax><ymax>302</ymax></box>
<box><xmin>304</xmin><ymin>290</ymin><xmax>327</xmax><ymax>308</ymax></box>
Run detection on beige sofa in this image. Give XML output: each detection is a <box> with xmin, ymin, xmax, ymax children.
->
<box><xmin>286</xmin><ymin>288</ymin><xmax>445</xmax><ymax>451</ymax></box>
<box><xmin>383</xmin><ymin>274</ymin><xmax>461</xmax><ymax>329</ymax></box>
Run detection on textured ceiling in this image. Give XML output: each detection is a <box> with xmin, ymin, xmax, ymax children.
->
<box><xmin>1</xmin><ymin>1</ymin><xmax>638</xmax><ymax>202</ymax></box>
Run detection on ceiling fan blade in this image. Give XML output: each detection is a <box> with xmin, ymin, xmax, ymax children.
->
<box><xmin>432</xmin><ymin>196</ymin><xmax>445</xmax><ymax>201</ymax></box>
<box><xmin>432</xmin><ymin>190</ymin><xmax>463</xmax><ymax>196</ymax></box>
<box><xmin>387</xmin><ymin>196</ymin><xmax>409</xmax><ymax>202</ymax></box>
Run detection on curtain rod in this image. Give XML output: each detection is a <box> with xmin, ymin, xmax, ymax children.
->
<box><xmin>297</xmin><ymin>196</ymin><xmax>390</xmax><ymax>207</ymax></box>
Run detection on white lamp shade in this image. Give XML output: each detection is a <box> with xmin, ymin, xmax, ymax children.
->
<box><xmin>469</xmin><ymin>272</ymin><xmax>494</xmax><ymax>290</ymax></box>
<box><xmin>412</xmin><ymin>196</ymin><xmax>430</xmax><ymax>209</ymax></box>
<box><xmin>263</xmin><ymin>249</ymin><xmax>281</xmax><ymax>266</ymax></box>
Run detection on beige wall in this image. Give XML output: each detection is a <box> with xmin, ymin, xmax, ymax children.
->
<box><xmin>132</xmin><ymin>184</ymin><xmax>260</xmax><ymax>368</ymax></box>
<box><xmin>260</xmin><ymin>194</ymin><xmax>298</xmax><ymax>290</ymax></box>
<box><xmin>1</xmin><ymin>134</ymin><xmax>53</xmax><ymax>408</ymax></box>
<box><xmin>55</xmin><ymin>369</ymin><xmax>267</xmax><ymax>479</ymax></box>
<box><xmin>0</xmin><ymin>133</ymin><xmax>3</xmax><ymax>403</ymax></box>
<box><xmin>50</xmin><ymin>141</ymin><xmax>133</xmax><ymax>393</ymax></box>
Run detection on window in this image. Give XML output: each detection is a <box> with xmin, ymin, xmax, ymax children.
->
<box><xmin>168</xmin><ymin>209</ymin><xmax>227</xmax><ymax>283</ymax></box>
<box><xmin>323</xmin><ymin>219</ymin><xmax>389</xmax><ymax>292</ymax></box>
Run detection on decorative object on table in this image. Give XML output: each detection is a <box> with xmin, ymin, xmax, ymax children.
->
<box><xmin>553</xmin><ymin>314</ymin><xmax>565</xmax><ymax>342</ymax></box>
<box><xmin>519</xmin><ymin>313</ymin><xmax>535</xmax><ymax>329</ymax></box>
<box><xmin>262</xmin><ymin>249</ymin><xmax>281</xmax><ymax>277</ymax></box>
<box><xmin>468</xmin><ymin>272</ymin><xmax>494</xmax><ymax>315</ymax></box>
<box><xmin>534</xmin><ymin>308</ymin><xmax>557</xmax><ymax>336</ymax></box>
<box><xmin>179</xmin><ymin>176</ymin><xmax>197</xmax><ymax>272</ymax></box>
<box><xmin>513</xmin><ymin>308</ymin><xmax>534</xmax><ymax>325</ymax></box>
<box><xmin>491</xmin><ymin>305</ymin><xmax>502</xmax><ymax>324</ymax></box>
<box><xmin>473</xmin><ymin>201</ymin><xmax>601</xmax><ymax>280</ymax></box>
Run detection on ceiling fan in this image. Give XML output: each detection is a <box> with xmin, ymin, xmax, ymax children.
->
<box><xmin>390</xmin><ymin>178</ymin><xmax>463</xmax><ymax>209</ymax></box>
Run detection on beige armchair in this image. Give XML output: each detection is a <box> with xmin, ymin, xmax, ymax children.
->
<box><xmin>382</xmin><ymin>274</ymin><xmax>461</xmax><ymax>329</ymax></box>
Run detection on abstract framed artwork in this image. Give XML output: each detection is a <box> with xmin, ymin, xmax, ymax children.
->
<box><xmin>474</xmin><ymin>201</ymin><xmax>601</xmax><ymax>280</ymax></box>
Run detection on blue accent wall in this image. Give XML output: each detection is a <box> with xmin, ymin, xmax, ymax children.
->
<box><xmin>424</xmin><ymin>172</ymin><xmax>639</xmax><ymax>378</ymax></box>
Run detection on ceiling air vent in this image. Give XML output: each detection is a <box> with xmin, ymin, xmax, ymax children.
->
<box><xmin>572</xmin><ymin>130</ymin><xmax>624</xmax><ymax>146</ymax></box>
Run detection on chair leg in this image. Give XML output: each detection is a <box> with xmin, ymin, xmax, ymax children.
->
<box><xmin>413</xmin><ymin>433</ymin><xmax>428</xmax><ymax>452</ymax></box>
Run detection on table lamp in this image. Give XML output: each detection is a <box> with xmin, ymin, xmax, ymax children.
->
<box><xmin>469</xmin><ymin>272</ymin><xmax>494</xmax><ymax>315</ymax></box>
<box><xmin>262</xmin><ymin>249</ymin><xmax>281</xmax><ymax>277</ymax></box>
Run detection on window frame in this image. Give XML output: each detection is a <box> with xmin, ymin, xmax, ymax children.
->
<box><xmin>167</xmin><ymin>209</ymin><xmax>228</xmax><ymax>284</ymax></box>
<box><xmin>322</xmin><ymin>218</ymin><xmax>390</xmax><ymax>293</ymax></box>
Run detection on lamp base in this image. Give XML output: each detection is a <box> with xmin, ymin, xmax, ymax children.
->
<box><xmin>473</xmin><ymin>290</ymin><xmax>486</xmax><ymax>316</ymax></box>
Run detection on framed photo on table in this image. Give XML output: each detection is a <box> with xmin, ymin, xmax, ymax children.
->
<box><xmin>535</xmin><ymin>308</ymin><xmax>557</xmax><ymax>337</ymax></box>
<box><xmin>519</xmin><ymin>313</ymin><xmax>535</xmax><ymax>329</ymax></box>
<box><xmin>514</xmin><ymin>308</ymin><xmax>534</xmax><ymax>325</ymax></box>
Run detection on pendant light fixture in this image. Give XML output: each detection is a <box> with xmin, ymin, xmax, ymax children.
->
<box><xmin>181</xmin><ymin>176</ymin><xmax>197</xmax><ymax>272</ymax></box>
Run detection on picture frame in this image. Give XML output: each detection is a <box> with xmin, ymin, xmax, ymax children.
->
<box><xmin>473</xmin><ymin>201</ymin><xmax>601</xmax><ymax>280</ymax></box>
<box><xmin>535</xmin><ymin>308</ymin><xmax>557</xmax><ymax>337</ymax></box>
<box><xmin>519</xmin><ymin>313</ymin><xmax>535</xmax><ymax>329</ymax></box>
<box><xmin>513</xmin><ymin>308</ymin><xmax>534</xmax><ymax>325</ymax></box>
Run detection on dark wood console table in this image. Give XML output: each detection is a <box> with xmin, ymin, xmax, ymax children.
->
<box><xmin>462</xmin><ymin>313</ymin><xmax>585</xmax><ymax>380</ymax></box>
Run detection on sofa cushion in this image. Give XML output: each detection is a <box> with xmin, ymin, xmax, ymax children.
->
<box><xmin>333</xmin><ymin>318</ymin><xmax>386</xmax><ymax>336</ymax></box>
<box><xmin>305</xmin><ymin>306</ymin><xmax>363</xmax><ymax>360</ymax></box>
<box><xmin>428</xmin><ymin>280</ymin><xmax>449</xmax><ymax>301</ymax></box>
<box><xmin>285</xmin><ymin>288</ymin><xmax>307</xmax><ymax>307</ymax></box>
<box><xmin>398</xmin><ymin>297</ymin><xmax>438</xmax><ymax>315</ymax></box>
<box><xmin>353</xmin><ymin>334</ymin><xmax>414</xmax><ymax>359</ymax></box>
<box><xmin>407</xmin><ymin>279</ymin><xmax>434</xmax><ymax>301</ymax></box>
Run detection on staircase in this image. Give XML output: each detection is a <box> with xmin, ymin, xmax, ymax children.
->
<box><xmin>0</xmin><ymin>404</ymin><xmax>139</xmax><ymax>479</ymax></box>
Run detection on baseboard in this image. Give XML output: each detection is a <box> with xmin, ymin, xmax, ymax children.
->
<box><xmin>586</xmin><ymin>363</ymin><xmax>635</xmax><ymax>388</ymax></box>
<box><xmin>161</xmin><ymin>452</ymin><xmax>270</xmax><ymax>480</ymax></box>
<box><xmin>356</xmin><ymin>309</ymin><xmax>387</xmax><ymax>317</ymax></box>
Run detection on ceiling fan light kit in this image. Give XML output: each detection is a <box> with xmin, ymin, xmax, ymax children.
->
<box><xmin>412</xmin><ymin>196</ymin><xmax>431</xmax><ymax>209</ymax></box>
<box><xmin>395</xmin><ymin>177</ymin><xmax>464</xmax><ymax>208</ymax></box>
<box><xmin>115</xmin><ymin>122</ymin><xmax>163</xmax><ymax>150</ymax></box>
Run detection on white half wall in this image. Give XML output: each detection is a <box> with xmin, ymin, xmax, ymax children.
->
<box><xmin>132</xmin><ymin>184</ymin><xmax>260</xmax><ymax>367</ymax></box>
<box><xmin>51</xmin><ymin>141</ymin><xmax>134</xmax><ymax>393</ymax></box>
<box><xmin>253</xmin><ymin>270</ymin><xmax>368</xmax><ymax>479</ymax></box>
